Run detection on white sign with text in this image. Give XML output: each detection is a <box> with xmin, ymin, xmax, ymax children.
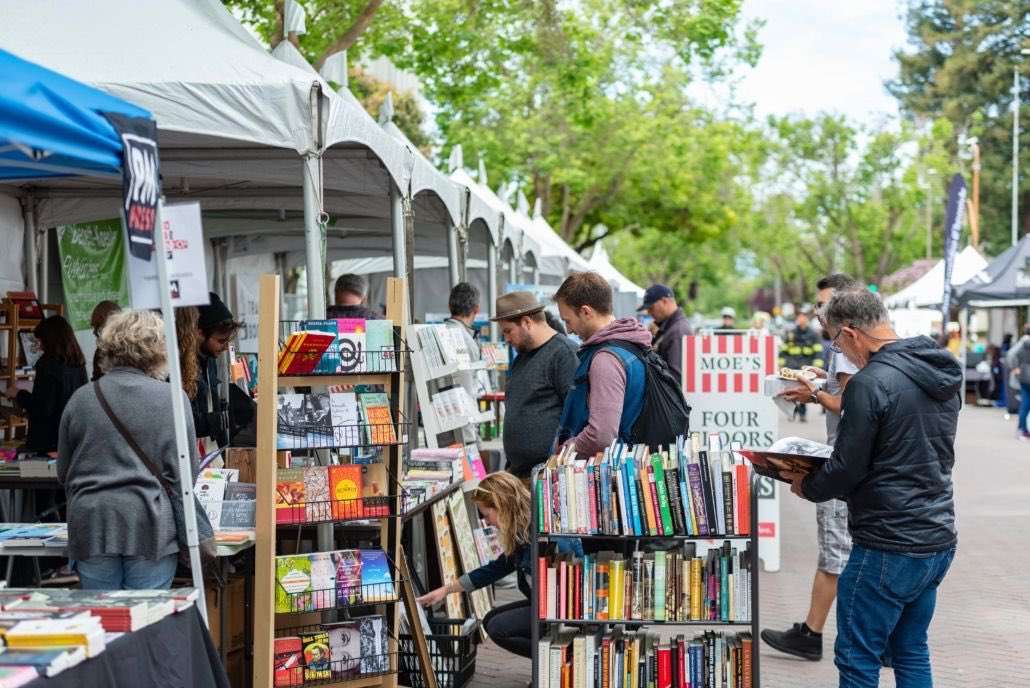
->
<box><xmin>684</xmin><ymin>333</ymin><xmax>782</xmax><ymax>572</ymax></box>
<box><xmin>125</xmin><ymin>201</ymin><xmax>209</xmax><ymax>310</ymax></box>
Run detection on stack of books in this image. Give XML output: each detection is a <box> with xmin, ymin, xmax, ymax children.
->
<box><xmin>0</xmin><ymin>646</ymin><xmax>87</xmax><ymax>680</ymax></box>
<box><xmin>415</xmin><ymin>325</ymin><xmax>473</xmax><ymax>370</ymax></box>
<box><xmin>429</xmin><ymin>386</ymin><xmax>480</xmax><ymax>428</ymax></box>
<box><xmin>0</xmin><ymin>588</ymin><xmax>198</xmax><ymax>632</ymax></box>
<box><xmin>4</xmin><ymin>614</ymin><xmax>106</xmax><ymax>658</ymax></box>
<box><xmin>400</xmin><ymin>448</ymin><xmax>463</xmax><ymax>513</ymax></box>
<box><xmin>538</xmin><ymin>541</ymin><xmax>751</xmax><ymax>624</ymax></box>
<box><xmin>537</xmin><ymin>433</ymin><xmax>751</xmax><ymax>538</ymax></box>
<box><xmin>275</xmin><ymin>549</ymin><xmax>397</xmax><ymax>614</ymax></box>
<box><xmin>274</xmin><ymin>614</ymin><xmax>390</xmax><ymax>686</ymax></box>
<box><xmin>538</xmin><ymin>627</ymin><xmax>752</xmax><ymax>688</ymax></box>
<box><xmin>0</xmin><ymin>524</ymin><xmax>67</xmax><ymax>548</ymax></box>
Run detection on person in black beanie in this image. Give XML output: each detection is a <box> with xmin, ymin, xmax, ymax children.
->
<box><xmin>193</xmin><ymin>292</ymin><xmax>242</xmax><ymax>448</ymax></box>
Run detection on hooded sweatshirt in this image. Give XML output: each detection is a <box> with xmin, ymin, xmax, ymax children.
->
<box><xmin>803</xmin><ymin>336</ymin><xmax>961</xmax><ymax>553</ymax></box>
<box><xmin>570</xmin><ymin>317</ymin><xmax>653</xmax><ymax>458</ymax></box>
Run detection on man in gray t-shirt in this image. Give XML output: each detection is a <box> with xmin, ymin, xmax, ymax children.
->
<box><xmin>762</xmin><ymin>274</ymin><xmax>862</xmax><ymax>662</ymax></box>
<box><xmin>492</xmin><ymin>293</ymin><xmax>578</xmax><ymax>480</ymax></box>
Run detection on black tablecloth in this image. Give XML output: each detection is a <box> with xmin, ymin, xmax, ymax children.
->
<box><xmin>27</xmin><ymin>605</ymin><xmax>230</xmax><ymax>688</ymax></box>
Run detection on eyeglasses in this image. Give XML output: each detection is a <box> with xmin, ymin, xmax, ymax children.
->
<box><xmin>829</xmin><ymin>326</ymin><xmax>847</xmax><ymax>353</ymax></box>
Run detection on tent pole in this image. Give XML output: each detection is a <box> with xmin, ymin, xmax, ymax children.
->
<box><xmin>447</xmin><ymin>224</ymin><xmax>460</xmax><ymax>286</ymax></box>
<box><xmin>39</xmin><ymin>227</ymin><xmax>49</xmax><ymax>304</ymax></box>
<box><xmin>21</xmin><ymin>198</ymin><xmax>37</xmax><ymax>295</ymax></box>
<box><xmin>302</xmin><ymin>154</ymin><xmax>326</xmax><ymax>317</ymax></box>
<box><xmin>488</xmin><ymin>237</ymin><xmax>499</xmax><ymax>343</ymax></box>
<box><xmin>959</xmin><ymin>307</ymin><xmax>969</xmax><ymax>407</ymax></box>
<box><xmin>153</xmin><ymin>202</ymin><xmax>207</xmax><ymax>622</ymax></box>
<box><xmin>391</xmin><ymin>185</ymin><xmax>406</xmax><ymax>279</ymax></box>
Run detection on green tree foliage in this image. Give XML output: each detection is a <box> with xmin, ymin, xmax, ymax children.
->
<box><xmin>348</xmin><ymin>68</ymin><xmax>433</xmax><ymax>156</ymax></box>
<box><xmin>888</xmin><ymin>0</ymin><xmax>1030</xmax><ymax>242</ymax></box>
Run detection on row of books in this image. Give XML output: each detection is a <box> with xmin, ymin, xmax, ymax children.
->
<box><xmin>276</xmin><ymin>391</ymin><xmax>397</xmax><ymax>449</ymax></box>
<box><xmin>276</xmin><ymin>464</ymin><xmax>390</xmax><ymax>524</ymax></box>
<box><xmin>537</xmin><ymin>434</ymin><xmax>751</xmax><ymax>538</ymax></box>
<box><xmin>414</xmin><ymin>324</ymin><xmax>475</xmax><ymax>371</ymax></box>
<box><xmin>430</xmin><ymin>385</ymin><xmax>481</xmax><ymax>428</ymax></box>
<box><xmin>538</xmin><ymin>627</ymin><xmax>752</xmax><ymax>688</ymax></box>
<box><xmin>275</xmin><ymin>549</ymin><xmax>397</xmax><ymax>614</ymax></box>
<box><xmin>0</xmin><ymin>587</ymin><xmax>198</xmax><ymax>632</ymax></box>
<box><xmin>278</xmin><ymin>318</ymin><xmax>397</xmax><ymax>375</ymax></box>
<box><xmin>538</xmin><ymin>541</ymin><xmax>751</xmax><ymax>624</ymax></box>
<box><xmin>0</xmin><ymin>524</ymin><xmax>67</xmax><ymax>549</ymax></box>
<box><xmin>274</xmin><ymin>614</ymin><xmax>389</xmax><ymax>686</ymax></box>
<box><xmin>400</xmin><ymin>447</ymin><xmax>464</xmax><ymax>513</ymax></box>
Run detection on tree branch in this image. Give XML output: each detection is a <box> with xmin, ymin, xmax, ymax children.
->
<box><xmin>314</xmin><ymin>0</ymin><xmax>386</xmax><ymax>70</ymax></box>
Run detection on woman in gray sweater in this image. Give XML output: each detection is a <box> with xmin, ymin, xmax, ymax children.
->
<box><xmin>58</xmin><ymin>309</ymin><xmax>198</xmax><ymax>590</ymax></box>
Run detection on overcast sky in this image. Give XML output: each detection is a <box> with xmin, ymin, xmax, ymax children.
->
<box><xmin>732</xmin><ymin>0</ymin><xmax>909</xmax><ymax>125</ymax></box>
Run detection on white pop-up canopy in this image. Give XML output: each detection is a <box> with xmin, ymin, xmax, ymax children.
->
<box><xmin>884</xmin><ymin>246</ymin><xmax>988</xmax><ymax>309</ymax></box>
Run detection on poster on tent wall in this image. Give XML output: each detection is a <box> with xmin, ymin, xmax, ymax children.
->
<box><xmin>940</xmin><ymin>173</ymin><xmax>967</xmax><ymax>325</ymax></box>
<box><xmin>56</xmin><ymin>220</ymin><xmax>129</xmax><ymax>331</ymax></box>
<box><xmin>124</xmin><ymin>201</ymin><xmax>209</xmax><ymax>310</ymax></box>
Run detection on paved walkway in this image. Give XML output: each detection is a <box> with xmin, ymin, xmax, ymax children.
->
<box><xmin>463</xmin><ymin>405</ymin><xmax>1030</xmax><ymax>687</ymax></box>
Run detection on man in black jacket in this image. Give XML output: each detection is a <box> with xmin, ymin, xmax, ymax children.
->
<box><xmin>194</xmin><ymin>292</ymin><xmax>242</xmax><ymax>448</ymax></box>
<box><xmin>785</xmin><ymin>288</ymin><xmax>959</xmax><ymax>687</ymax></box>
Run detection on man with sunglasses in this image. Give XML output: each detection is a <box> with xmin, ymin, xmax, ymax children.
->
<box><xmin>762</xmin><ymin>274</ymin><xmax>862</xmax><ymax>661</ymax></box>
<box><xmin>784</xmin><ymin>288</ymin><xmax>960</xmax><ymax>687</ymax></box>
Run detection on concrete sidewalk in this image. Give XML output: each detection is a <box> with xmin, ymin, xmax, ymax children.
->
<box><xmin>465</xmin><ymin>405</ymin><xmax>1030</xmax><ymax>687</ymax></box>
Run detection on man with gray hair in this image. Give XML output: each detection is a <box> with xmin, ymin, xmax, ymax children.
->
<box><xmin>327</xmin><ymin>273</ymin><xmax>383</xmax><ymax>320</ymax></box>
<box><xmin>444</xmin><ymin>283</ymin><xmax>483</xmax><ymax>446</ymax></box>
<box><xmin>784</xmin><ymin>288</ymin><xmax>960</xmax><ymax>686</ymax></box>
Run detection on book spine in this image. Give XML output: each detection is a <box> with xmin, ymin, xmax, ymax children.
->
<box><xmin>558</xmin><ymin>467</ymin><xmax>570</xmax><ymax>533</ymax></box>
<box><xmin>735</xmin><ymin>465</ymin><xmax>750</xmax><ymax>536</ymax></box>
<box><xmin>625</xmin><ymin>458</ymin><xmax>643</xmax><ymax>536</ymax></box>
<box><xmin>538</xmin><ymin>557</ymin><xmax>548</xmax><ymax>619</ymax></box>
<box><xmin>721</xmin><ymin>471</ymin><xmax>735</xmax><ymax>536</ymax></box>
<box><xmin>587</xmin><ymin>462</ymin><xmax>599</xmax><ymax>534</ymax></box>
<box><xmin>679</xmin><ymin>463</ymin><xmax>695</xmax><ymax>536</ymax></box>
<box><xmin>654</xmin><ymin>551</ymin><xmax>667</xmax><ymax>622</ymax></box>
<box><xmin>643</xmin><ymin>464</ymin><xmax>660</xmax><ymax>536</ymax></box>
<box><xmin>720</xmin><ymin>555</ymin><xmax>730</xmax><ymax>622</ymax></box>
<box><xmin>689</xmin><ymin>558</ymin><xmax>702</xmax><ymax>621</ymax></box>
<box><xmin>686</xmin><ymin>464</ymin><xmax>709</xmax><ymax>536</ymax></box>
<box><xmin>666</xmin><ymin>466</ymin><xmax>686</xmax><ymax>535</ymax></box>
<box><xmin>697</xmin><ymin>451</ymin><xmax>719</xmax><ymax>535</ymax></box>
<box><xmin>614</xmin><ymin>463</ymin><xmax>630</xmax><ymax>536</ymax></box>
<box><xmin>652</xmin><ymin>454</ymin><xmax>675</xmax><ymax>536</ymax></box>
<box><xmin>710</xmin><ymin>456</ymin><xmax>725</xmax><ymax>536</ymax></box>
<box><xmin>576</xmin><ymin>465</ymin><xmax>590</xmax><ymax>534</ymax></box>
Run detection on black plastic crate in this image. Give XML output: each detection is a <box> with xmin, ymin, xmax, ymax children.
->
<box><xmin>399</xmin><ymin>618</ymin><xmax>479</xmax><ymax>688</ymax></box>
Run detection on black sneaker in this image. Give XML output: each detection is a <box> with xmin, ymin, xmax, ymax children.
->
<box><xmin>760</xmin><ymin>623</ymin><xmax>822</xmax><ymax>661</ymax></box>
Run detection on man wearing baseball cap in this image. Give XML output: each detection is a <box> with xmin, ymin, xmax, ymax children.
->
<box><xmin>491</xmin><ymin>291</ymin><xmax>577</xmax><ymax>481</ymax></box>
<box><xmin>638</xmin><ymin>284</ymin><xmax>692</xmax><ymax>384</ymax></box>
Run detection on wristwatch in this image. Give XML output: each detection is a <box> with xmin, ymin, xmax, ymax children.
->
<box><xmin>810</xmin><ymin>389</ymin><xmax>820</xmax><ymax>404</ymax></box>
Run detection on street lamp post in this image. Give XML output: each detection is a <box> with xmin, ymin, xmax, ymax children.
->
<box><xmin>1013</xmin><ymin>48</ymin><xmax>1030</xmax><ymax>247</ymax></box>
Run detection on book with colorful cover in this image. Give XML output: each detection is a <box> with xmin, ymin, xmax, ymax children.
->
<box><xmin>364</xmin><ymin>319</ymin><xmax>396</xmax><ymax>372</ymax></box>
<box><xmin>304</xmin><ymin>466</ymin><xmax>332</xmax><ymax>523</ymax></box>
<box><xmin>335</xmin><ymin>319</ymin><xmax>367</xmax><ymax>373</ymax></box>
<box><xmin>334</xmin><ymin>550</ymin><xmax>363</xmax><ymax>607</ymax></box>
<box><xmin>359</xmin><ymin>549</ymin><xmax>396</xmax><ymax>602</ymax></box>
<box><xmin>18</xmin><ymin>332</ymin><xmax>42</xmax><ymax>369</ymax></box>
<box><xmin>278</xmin><ymin>331</ymin><xmax>337</xmax><ymax>375</ymax></box>
<box><xmin>362</xmin><ymin>465</ymin><xmax>390</xmax><ymax>518</ymax></box>
<box><xmin>0</xmin><ymin>646</ymin><xmax>86</xmax><ymax>677</ymax></box>
<box><xmin>275</xmin><ymin>468</ymin><xmax>305</xmax><ymax>525</ymax></box>
<box><xmin>5</xmin><ymin>291</ymin><xmax>42</xmax><ymax>320</ymax></box>
<box><xmin>300</xmin><ymin>320</ymin><xmax>339</xmax><ymax>374</ymax></box>
<box><xmin>324</xmin><ymin>620</ymin><xmax>361</xmax><ymax>678</ymax></box>
<box><xmin>328</xmin><ymin>464</ymin><xmax>363</xmax><ymax>520</ymax></box>
<box><xmin>309</xmin><ymin>552</ymin><xmax>337</xmax><ymax>610</ymax></box>
<box><xmin>359</xmin><ymin>393</ymin><xmax>396</xmax><ymax>444</ymax></box>
<box><xmin>273</xmin><ymin>636</ymin><xmax>305</xmax><ymax>687</ymax></box>
<box><xmin>275</xmin><ymin>555</ymin><xmax>313</xmax><ymax>614</ymax></box>
<box><xmin>300</xmin><ymin>630</ymin><xmax>331</xmax><ymax>681</ymax></box>
<box><xmin>462</xmin><ymin>444</ymin><xmax>487</xmax><ymax>481</ymax></box>
<box><xmin>329</xmin><ymin>392</ymin><xmax>361</xmax><ymax>446</ymax></box>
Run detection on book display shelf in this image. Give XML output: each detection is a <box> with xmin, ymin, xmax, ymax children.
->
<box><xmin>254</xmin><ymin>275</ymin><xmax>435</xmax><ymax>688</ymax></box>
<box><xmin>408</xmin><ymin>324</ymin><xmax>493</xmax><ymax>450</ymax></box>
<box><xmin>0</xmin><ymin>299</ymin><xmax>62</xmax><ymax>442</ymax></box>
<box><xmin>530</xmin><ymin>439</ymin><xmax>761</xmax><ymax>688</ymax></box>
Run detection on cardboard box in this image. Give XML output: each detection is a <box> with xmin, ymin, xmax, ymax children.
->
<box><xmin>205</xmin><ymin>575</ymin><xmax>247</xmax><ymax>654</ymax></box>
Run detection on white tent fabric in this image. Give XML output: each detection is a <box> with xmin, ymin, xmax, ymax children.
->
<box><xmin>450</xmin><ymin>168</ymin><xmax>541</xmax><ymax>271</ymax></box>
<box><xmin>525</xmin><ymin>210</ymin><xmax>592</xmax><ymax>277</ymax></box>
<box><xmin>1</xmin><ymin>0</ymin><xmax>323</xmax><ymax>154</ymax></box>
<box><xmin>585</xmin><ymin>241</ymin><xmax>644</xmax><ymax>297</ymax></box>
<box><xmin>884</xmin><ymin>246</ymin><xmax>988</xmax><ymax>309</ymax></box>
<box><xmin>0</xmin><ymin>195</ymin><xmax>24</xmax><ymax>295</ymax></box>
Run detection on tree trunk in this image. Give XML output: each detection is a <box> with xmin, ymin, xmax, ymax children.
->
<box><xmin>315</xmin><ymin>0</ymin><xmax>387</xmax><ymax>70</ymax></box>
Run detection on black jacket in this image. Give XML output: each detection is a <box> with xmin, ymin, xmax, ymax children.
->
<box><xmin>17</xmin><ymin>357</ymin><xmax>87</xmax><ymax>453</ymax></box>
<box><xmin>190</xmin><ymin>355</ymin><xmax>227</xmax><ymax>447</ymax></box>
<box><xmin>802</xmin><ymin>336</ymin><xmax>960</xmax><ymax>554</ymax></box>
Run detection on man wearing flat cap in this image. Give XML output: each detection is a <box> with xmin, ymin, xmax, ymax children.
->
<box><xmin>491</xmin><ymin>291</ymin><xmax>577</xmax><ymax>481</ymax></box>
<box><xmin>639</xmin><ymin>284</ymin><xmax>692</xmax><ymax>385</ymax></box>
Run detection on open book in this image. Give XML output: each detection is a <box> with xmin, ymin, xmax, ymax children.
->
<box><xmin>738</xmin><ymin>436</ymin><xmax>832</xmax><ymax>484</ymax></box>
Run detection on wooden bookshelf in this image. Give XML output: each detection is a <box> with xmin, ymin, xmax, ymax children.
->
<box><xmin>0</xmin><ymin>301</ymin><xmax>62</xmax><ymax>442</ymax></box>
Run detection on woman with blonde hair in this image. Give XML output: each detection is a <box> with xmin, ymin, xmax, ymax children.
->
<box><xmin>58</xmin><ymin>309</ymin><xmax>212</xmax><ymax>589</ymax></box>
<box><xmin>416</xmin><ymin>472</ymin><xmax>581</xmax><ymax>658</ymax></box>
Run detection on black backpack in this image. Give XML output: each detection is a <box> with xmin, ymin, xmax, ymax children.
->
<box><xmin>604</xmin><ymin>339</ymin><xmax>691</xmax><ymax>451</ymax></box>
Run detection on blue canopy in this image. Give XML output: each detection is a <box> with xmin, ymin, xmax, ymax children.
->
<box><xmin>0</xmin><ymin>48</ymin><xmax>151</xmax><ymax>181</ymax></box>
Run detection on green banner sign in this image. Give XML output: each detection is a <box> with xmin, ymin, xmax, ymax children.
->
<box><xmin>56</xmin><ymin>220</ymin><xmax>129</xmax><ymax>331</ymax></box>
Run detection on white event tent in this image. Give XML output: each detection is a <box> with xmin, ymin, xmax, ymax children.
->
<box><xmin>884</xmin><ymin>245</ymin><xmax>988</xmax><ymax>337</ymax></box>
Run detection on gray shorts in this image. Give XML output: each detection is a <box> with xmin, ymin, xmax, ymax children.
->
<box><xmin>816</xmin><ymin>499</ymin><xmax>852</xmax><ymax>575</ymax></box>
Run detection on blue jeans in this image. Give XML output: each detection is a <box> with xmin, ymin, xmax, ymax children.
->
<box><xmin>835</xmin><ymin>544</ymin><xmax>955</xmax><ymax>688</ymax></box>
<box><xmin>76</xmin><ymin>554</ymin><xmax>178</xmax><ymax>590</ymax></box>
<box><xmin>1019</xmin><ymin>383</ymin><xmax>1030</xmax><ymax>432</ymax></box>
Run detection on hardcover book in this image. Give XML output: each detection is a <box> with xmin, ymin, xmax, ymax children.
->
<box><xmin>275</xmin><ymin>555</ymin><xmax>312</xmax><ymax>614</ymax></box>
<box><xmin>304</xmin><ymin>466</ymin><xmax>332</xmax><ymax>523</ymax></box>
<box><xmin>324</xmin><ymin>620</ymin><xmax>361</xmax><ymax>678</ymax></box>
<box><xmin>334</xmin><ymin>550</ymin><xmax>363</xmax><ymax>607</ymax></box>
<box><xmin>359</xmin><ymin>393</ymin><xmax>396</xmax><ymax>444</ymax></box>
<box><xmin>364</xmin><ymin>319</ymin><xmax>396</xmax><ymax>372</ymax></box>
<box><xmin>335</xmin><ymin>318</ymin><xmax>367</xmax><ymax>373</ymax></box>
<box><xmin>300</xmin><ymin>630</ymin><xmax>332</xmax><ymax>681</ymax></box>
<box><xmin>275</xmin><ymin>468</ymin><xmax>305</xmax><ymax>525</ymax></box>
<box><xmin>359</xmin><ymin>549</ymin><xmax>396</xmax><ymax>602</ymax></box>
<box><xmin>359</xmin><ymin>615</ymin><xmax>389</xmax><ymax>674</ymax></box>
<box><xmin>329</xmin><ymin>392</ymin><xmax>361</xmax><ymax>446</ymax></box>
<box><xmin>299</xmin><ymin>320</ymin><xmax>339</xmax><ymax>374</ymax></box>
<box><xmin>328</xmin><ymin>464</ymin><xmax>363</xmax><ymax>520</ymax></box>
<box><xmin>309</xmin><ymin>551</ymin><xmax>337</xmax><ymax>610</ymax></box>
<box><xmin>273</xmin><ymin>636</ymin><xmax>304</xmax><ymax>687</ymax></box>
<box><xmin>278</xmin><ymin>331</ymin><xmax>337</xmax><ymax>375</ymax></box>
